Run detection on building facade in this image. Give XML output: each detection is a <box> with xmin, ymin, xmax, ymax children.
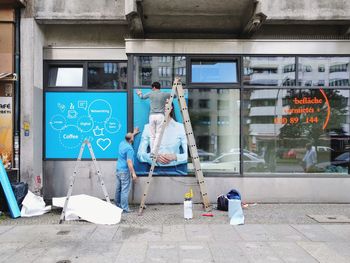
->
<box><xmin>12</xmin><ymin>0</ymin><xmax>350</xmax><ymax>203</ymax></box>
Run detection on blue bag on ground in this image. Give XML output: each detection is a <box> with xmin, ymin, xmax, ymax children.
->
<box><xmin>227</xmin><ymin>189</ymin><xmax>244</xmax><ymax>225</ymax></box>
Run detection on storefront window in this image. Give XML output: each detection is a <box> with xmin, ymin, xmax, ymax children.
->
<box><xmin>133</xmin><ymin>56</ymin><xmax>186</xmax><ymax>88</ymax></box>
<box><xmin>243</xmin><ymin>88</ymin><xmax>350</xmax><ymax>175</ymax></box>
<box><xmin>191</xmin><ymin>60</ymin><xmax>237</xmax><ymax>83</ymax></box>
<box><xmin>88</xmin><ymin>62</ymin><xmax>127</xmax><ymax>89</ymax></box>
<box><xmin>48</xmin><ymin>67</ymin><xmax>83</xmax><ymax>87</ymax></box>
<box><xmin>188</xmin><ymin>89</ymin><xmax>240</xmax><ymax>175</ymax></box>
<box><xmin>243</xmin><ymin>57</ymin><xmax>296</xmax><ymax>86</ymax></box>
<box><xmin>298</xmin><ymin>57</ymin><xmax>350</xmax><ymax>87</ymax></box>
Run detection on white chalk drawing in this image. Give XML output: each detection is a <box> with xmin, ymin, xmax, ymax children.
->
<box><xmin>92</xmin><ymin>126</ymin><xmax>104</xmax><ymax>137</ymax></box>
<box><xmin>67</xmin><ymin>103</ymin><xmax>78</xmax><ymax>119</ymax></box>
<box><xmin>78</xmin><ymin>100</ymin><xmax>88</xmax><ymax>110</ymax></box>
<box><xmin>57</xmin><ymin>103</ymin><xmax>66</xmax><ymax>112</ymax></box>
<box><xmin>77</xmin><ymin>116</ymin><xmax>94</xmax><ymax>133</ymax></box>
<box><xmin>88</xmin><ymin>99</ymin><xmax>112</xmax><ymax>123</ymax></box>
<box><xmin>104</xmin><ymin>118</ymin><xmax>121</xmax><ymax>134</ymax></box>
<box><xmin>59</xmin><ymin>125</ymin><xmax>83</xmax><ymax>149</ymax></box>
<box><xmin>49</xmin><ymin>114</ymin><xmax>66</xmax><ymax>131</ymax></box>
<box><xmin>96</xmin><ymin>138</ymin><xmax>111</xmax><ymax>151</ymax></box>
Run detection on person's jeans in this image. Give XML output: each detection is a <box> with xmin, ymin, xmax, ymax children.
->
<box><xmin>115</xmin><ymin>171</ymin><xmax>132</xmax><ymax>212</ymax></box>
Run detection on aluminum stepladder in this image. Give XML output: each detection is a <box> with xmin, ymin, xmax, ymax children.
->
<box><xmin>59</xmin><ymin>139</ymin><xmax>111</xmax><ymax>224</ymax></box>
<box><xmin>138</xmin><ymin>77</ymin><xmax>211</xmax><ymax>215</ymax></box>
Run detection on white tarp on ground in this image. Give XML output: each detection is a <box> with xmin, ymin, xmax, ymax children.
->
<box><xmin>21</xmin><ymin>191</ymin><xmax>51</xmax><ymax>217</ymax></box>
<box><xmin>53</xmin><ymin>194</ymin><xmax>122</xmax><ymax>225</ymax></box>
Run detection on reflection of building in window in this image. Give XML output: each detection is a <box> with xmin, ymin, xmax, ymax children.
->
<box><xmin>199</xmin><ymin>99</ymin><xmax>210</xmax><ymax>108</ymax></box>
<box><xmin>218</xmin><ymin>100</ymin><xmax>229</xmax><ymax>109</ymax></box>
<box><xmin>251</xmin><ymin>99</ymin><xmax>276</xmax><ymax>107</ymax></box>
<box><xmin>250</xmin><ymin>116</ymin><xmax>274</xmax><ymax>124</ymax></box>
<box><xmin>329</xmin><ymin>79</ymin><xmax>349</xmax><ymax>86</ymax></box>
<box><xmin>244</xmin><ymin>57</ymin><xmax>295</xmax><ymax>86</ymax></box>
<box><xmin>318</xmin><ymin>65</ymin><xmax>325</xmax><ymax>72</ymax></box>
<box><xmin>329</xmin><ymin>63</ymin><xmax>348</xmax><ymax>73</ymax></box>
<box><xmin>298</xmin><ymin>57</ymin><xmax>350</xmax><ymax>86</ymax></box>
<box><xmin>283</xmin><ymin>64</ymin><xmax>295</xmax><ymax>73</ymax></box>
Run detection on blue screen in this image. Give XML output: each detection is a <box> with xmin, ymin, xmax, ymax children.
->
<box><xmin>45</xmin><ymin>92</ymin><xmax>127</xmax><ymax>159</ymax></box>
<box><xmin>192</xmin><ymin>61</ymin><xmax>237</xmax><ymax>83</ymax></box>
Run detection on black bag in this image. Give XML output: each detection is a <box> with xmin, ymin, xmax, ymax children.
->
<box><xmin>217</xmin><ymin>189</ymin><xmax>242</xmax><ymax>211</ymax></box>
<box><xmin>217</xmin><ymin>194</ymin><xmax>229</xmax><ymax>211</ymax></box>
<box><xmin>0</xmin><ymin>182</ymin><xmax>28</xmax><ymax>212</ymax></box>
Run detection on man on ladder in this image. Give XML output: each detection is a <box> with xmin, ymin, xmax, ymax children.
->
<box><xmin>138</xmin><ymin>77</ymin><xmax>211</xmax><ymax>215</ymax></box>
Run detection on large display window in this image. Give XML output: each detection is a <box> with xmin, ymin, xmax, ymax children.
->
<box><xmin>44</xmin><ymin>60</ymin><xmax>128</xmax><ymax>160</ymax></box>
<box><xmin>243</xmin><ymin>88</ymin><xmax>350</xmax><ymax>175</ymax></box>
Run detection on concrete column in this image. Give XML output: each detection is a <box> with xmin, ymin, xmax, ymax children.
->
<box><xmin>20</xmin><ymin>16</ymin><xmax>44</xmax><ymax>193</ymax></box>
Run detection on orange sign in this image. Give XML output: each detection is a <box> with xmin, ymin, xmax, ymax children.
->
<box><xmin>0</xmin><ymin>97</ymin><xmax>13</xmax><ymax>168</ymax></box>
<box><xmin>274</xmin><ymin>88</ymin><xmax>330</xmax><ymax>129</ymax></box>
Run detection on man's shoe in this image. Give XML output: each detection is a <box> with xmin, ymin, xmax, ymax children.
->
<box><xmin>123</xmin><ymin>209</ymin><xmax>134</xmax><ymax>213</ymax></box>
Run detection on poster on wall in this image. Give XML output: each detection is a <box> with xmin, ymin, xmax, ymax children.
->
<box><xmin>45</xmin><ymin>92</ymin><xmax>127</xmax><ymax>159</ymax></box>
<box><xmin>133</xmin><ymin>88</ymin><xmax>188</xmax><ymax>176</ymax></box>
<box><xmin>0</xmin><ymin>97</ymin><xmax>13</xmax><ymax>168</ymax></box>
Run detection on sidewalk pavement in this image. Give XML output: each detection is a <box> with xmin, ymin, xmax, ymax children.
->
<box><xmin>1</xmin><ymin>204</ymin><xmax>350</xmax><ymax>262</ymax></box>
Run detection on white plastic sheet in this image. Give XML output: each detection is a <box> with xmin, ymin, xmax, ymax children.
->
<box><xmin>21</xmin><ymin>191</ymin><xmax>51</xmax><ymax>217</ymax></box>
<box><xmin>228</xmin><ymin>199</ymin><xmax>245</xmax><ymax>225</ymax></box>
<box><xmin>53</xmin><ymin>194</ymin><xmax>122</xmax><ymax>225</ymax></box>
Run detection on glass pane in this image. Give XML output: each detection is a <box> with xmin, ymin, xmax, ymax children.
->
<box><xmin>243</xmin><ymin>88</ymin><xmax>350</xmax><ymax>175</ymax></box>
<box><xmin>188</xmin><ymin>89</ymin><xmax>240</xmax><ymax>175</ymax></box>
<box><xmin>191</xmin><ymin>60</ymin><xmax>237</xmax><ymax>83</ymax></box>
<box><xmin>243</xmin><ymin>57</ymin><xmax>296</xmax><ymax>86</ymax></box>
<box><xmin>48</xmin><ymin>67</ymin><xmax>83</xmax><ymax>87</ymax></box>
<box><xmin>133</xmin><ymin>56</ymin><xmax>185</xmax><ymax>88</ymax></box>
<box><xmin>88</xmin><ymin>62</ymin><xmax>127</xmax><ymax>89</ymax></box>
<box><xmin>298</xmin><ymin>57</ymin><xmax>350</xmax><ymax>86</ymax></box>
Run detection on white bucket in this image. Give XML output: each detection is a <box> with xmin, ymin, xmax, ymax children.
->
<box><xmin>184</xmin><ymin>199</ymin><xmax>193</xmax><ymax>219</ymax></box>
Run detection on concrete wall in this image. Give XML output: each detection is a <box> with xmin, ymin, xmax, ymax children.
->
<box><xmin>261</xmin><ymin>0</ymin><xmax>350</xmax><ymax>21</ymax></box>
<box><xmin>20</xmin><ymin>15</ymin><xmax>44</xmax><ymax>193</ymax></box>
<box><xmin>34</xmin><ymin>0</ymin><xmax>126</xmax><ymax>23</ymax></box>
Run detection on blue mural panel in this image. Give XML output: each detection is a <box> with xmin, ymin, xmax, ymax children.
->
<box><xmin>133</xmin><ymin>88</ymin><xmax>188</xmax><ymax>176</ymax></box>
<box><xmin>45</xmin><ymin>92</ymin><xmax>127</xmax><ymax>159</ymax></box>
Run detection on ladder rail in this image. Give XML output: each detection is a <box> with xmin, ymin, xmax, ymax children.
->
<box><xmin>59</xmin><ymin>140</ymin><xmax>86</xmax><ymax>224</ymax></box>
<box><xmin>59</xmin><ymin>139</ymin><xmax>112</xmax><ymax>224</ymax></box>
<box><xmin>138</xmin><ymin>78</ymin><xmax>211</xmax><ymax>215</ymax></box>
<box><xmin>138</xmin><ymin>81</ymin><xmax>179</xmax><ymax>214</ymax></box>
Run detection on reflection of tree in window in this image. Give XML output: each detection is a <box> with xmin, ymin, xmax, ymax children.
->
<box><xmin>280</xmin><ymin>89</ymin><xmax>348</xmax><ymax>153</ymax></box>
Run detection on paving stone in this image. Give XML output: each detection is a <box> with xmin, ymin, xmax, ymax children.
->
<box><xmin>0</xmin><ymin>225</ymin><xmax>13</xmax><ymax>235</ymax></box>
<box><xmin>0</xmin><ymin>225</ymin><xmax>37</xmax><ymax>243</ymax></box>
<box><xmin>88</xmin><ymin>225</ymin><xmax>119</xmax><ymax>241</ymax></box>
<box><xmin>115</xmin><ymin>240</ymin><xmax>147</xmax><ymax>263</ymax></box>
<box><xmin>208</xmin><ymin>242</ymin><xmax>249</xmax><ymax>262</ymax></box>
<box><xmin>262</xmin><ymin>225</ymin><xmax>308</xmax><ymax>241</ymax></box>
<box><xmin>162</xmin><ymin>224</ymin><xmax>187</xmax><ymax>241</ymax></box>
<box><xmin>297</xmin><ymin>241</ymin><xmax>349</xmax><ymax>263</ymax></box>
<box><xmin>238</xmin><ymin>242</ymin><xmax>284</xmax><ymax>263</ymax></box>
<box><xmin>185</xmin><ymin>224</ymin><xmax>213</xmax><ymax>241</ymax></box>
<box><xmin>33</xmin><ymin>241</ymin><xmax>81</xmax><ymax>263</ymax></box>
<box><xmin>146</xmin><ymin>241</ymin><xmax>179</xmax><ymax>262</ymax></box>
<box><xmin>292</xmin><ymin>224</ymin><xmax>345</xmax><ymax>242</ymax></box>
<box><xmin>113</xmin><ymin>224</ymin><xmax>162</xmax><ymax>241</ymax></box>
<box><xmin>179</xmin><ymin>242</ymin><xmax>213</xmax><ymax>262</ymax></box>
<box><xmin>325</xmin><ymin>242</ymin><xmax>350</xmax><ymax>259</ymax></box>
<box><xmin>72</xmin><ymin>241</ymin><xmax>122</xmax><ymax>263</ymax></box>
<box><xmin>0</xmin><ymin>242</ymin><xmax>28</xmax><ymax>263</ymax></box>
<box><xmin>269</xmin><ymin>242</ymin><xmax>319</xmax><ymax>263</ymax></box>
<box><xmin>233</xmin><ymin>224</ymin><xmax>276</xmax><ymax>241</ymax></box>
<box><xmin>321</xmin><ymin>225</ymin><xmax>350</xmax><ymax>241</ymax></box>
<box><xmin>209</xmin><ymin>224</ymin><xmax>242</xmax><ymax>241</ymax></box>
